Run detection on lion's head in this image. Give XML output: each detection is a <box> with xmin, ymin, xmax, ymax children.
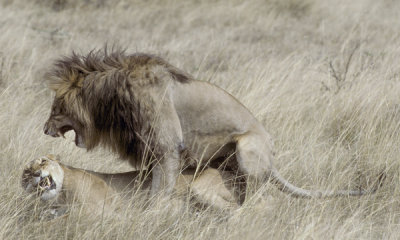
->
<box><xmin>22</xmin><ymin>155</ymin><xmax>64</xmax><ymax>201</ymax></box>
<box><xmin>42</xmin><ymin>50</ymin><xmax>95</xmax><ymax>149</ymax></box>
<box><xmin>44</xmin><ymin>97</ymin><xmax>86</xmax><ymax>148</ymax></box>
<box><xmin>43</xmin><ymin>49</ymin><xmax>190</xmax><ymax>167</ymax></box>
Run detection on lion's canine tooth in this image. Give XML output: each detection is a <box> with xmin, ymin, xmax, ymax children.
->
<box><xmin>57</xmin><ymin>131</ymin><xmax>65</xmax><ymax>138</ymax></box>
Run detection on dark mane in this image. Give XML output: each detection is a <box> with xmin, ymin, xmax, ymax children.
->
<box><xmin>47</xmin><ymin>48</ymin><xmax>191</xmax><ymax>95</ymax></box>
<box><xmin>46</xmin><ymin>48</ymin><xmax>193</xmax><ymax>168</ymax></box>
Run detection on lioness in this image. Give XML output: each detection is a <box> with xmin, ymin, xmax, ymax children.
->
<box><xmin>43</xmin><ymin>49</ymin><xmax>384</xmax><ymax>198</ymax></box>
<box><xmin>21</xmin><ymin>155</ymin><xmax>244</xmax><ymax>217</ymax></box>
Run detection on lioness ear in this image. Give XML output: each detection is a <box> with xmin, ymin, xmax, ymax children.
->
<box><xmin>46</xmin><ymin>154</ymin><xmax>61</xmax><ymax>162</ymax></box>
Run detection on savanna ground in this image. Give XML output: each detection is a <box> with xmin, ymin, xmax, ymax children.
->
<box><xmin>1</xmin><ymin>0</ymin><xmax>400</xmax><ymax>239</ymax></box>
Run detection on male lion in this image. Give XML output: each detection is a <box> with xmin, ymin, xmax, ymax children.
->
<box><xmin>22</xmin><ymin>155</ymin><xmax>244</xmax><ymax>217</ymax></box>
<box><xmin>43</xmin><ymin>49</ymin><xmax>383</xmax><ymax>198</ymax></box>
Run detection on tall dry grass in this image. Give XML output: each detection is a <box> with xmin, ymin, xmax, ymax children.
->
<box><xmin>1</xmin><ymin>0</ymin><xmax>400</xmax><ymax>239</ymax></box>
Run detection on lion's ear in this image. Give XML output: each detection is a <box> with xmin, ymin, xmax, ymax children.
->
<box><xmin>46</xmin><ymin>154</ymin><xmax>61</xmax><ymax>162</ymax></box>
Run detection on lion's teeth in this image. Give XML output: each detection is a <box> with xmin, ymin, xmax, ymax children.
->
<box><xmin>57</xmin><ymin>131</ymin><xmax>66</xmax><ymax>138</ymax></box>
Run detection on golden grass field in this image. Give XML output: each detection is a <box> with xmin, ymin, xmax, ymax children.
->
<box><xmin>1</xmin><ymin>0</ymin><xmax>400</xmax><ymax>239</ymax></box>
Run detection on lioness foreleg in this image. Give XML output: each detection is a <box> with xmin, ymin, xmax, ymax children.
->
<box><xmin>191</xmin><ymin>168</ymin><xmax>240</xmax><ymax>209</ymax></box>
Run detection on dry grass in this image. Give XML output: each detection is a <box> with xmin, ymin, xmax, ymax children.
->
<box><xmin>1</xmin><ymin>0</ymin><xmax>400</xmax><ymax>239</ymax></box>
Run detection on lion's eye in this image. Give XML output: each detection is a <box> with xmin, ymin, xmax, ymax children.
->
<box><xmin>52</xmin><ymin>107</ymin><xmax>61</xmax><ymax>115</ymax></box>
<box><xmin>51</xmin><ymin>100</ymin><xmax>65</xmax><ymax>115</ymax></box>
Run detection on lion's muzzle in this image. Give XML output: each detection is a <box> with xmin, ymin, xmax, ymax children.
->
<box><xmin>43</xmin><ymin>117</ymin><xmax>86</xmax><ymax>148</ymax></box>
<box><xmin>44</xmin><ymin>121</ymin><xmax>60</xmax><ymax>137</ymax></box>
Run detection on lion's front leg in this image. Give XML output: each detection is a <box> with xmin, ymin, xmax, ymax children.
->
<box><xmin>149</xmin><ymin>94</ymin><xmax>183</xmax><ymax>197</ymax></box>
<box><xmin>151</xmin><ymin>150</ymin><xmax>181</xmax><ymax>197</ymax></box>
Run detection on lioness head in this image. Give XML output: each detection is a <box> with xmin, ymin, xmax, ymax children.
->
<box><xmin>22</xmin><ymin>155</ymin><xmax>64</xmax><ymax>201</ymax></box>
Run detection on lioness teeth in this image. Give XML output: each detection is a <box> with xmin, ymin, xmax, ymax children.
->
<box><xmin>38</xmin><ymin>176</ymin><xmax>51</xmax><ymax>191</ymax></box>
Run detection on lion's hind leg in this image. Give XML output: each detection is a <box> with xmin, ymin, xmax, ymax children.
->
<box><xmin>235</xmin><ymin>131</ymin><xmax>274</xmax><ymax>199</ymax></box>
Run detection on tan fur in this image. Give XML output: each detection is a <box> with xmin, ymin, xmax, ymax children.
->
<box><xmin>21</xmin><ymin>155</ymin><xmax>243</xmax><ymax>217</ymax></box>
<box><xmin>22</xmin><ymin>155</ymin><xmax>121</xmax><ymax>216</ymax></box>
<box><xmin>43</xmin><ymin>48</ymin><xmax>384</xmax><ymax>198</ymax></box>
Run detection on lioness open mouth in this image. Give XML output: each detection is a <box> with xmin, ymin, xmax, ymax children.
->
<box><xmin>36</xmin><ymin>175</ymin><xmax>56</xmax><ymax>193</ymax></box>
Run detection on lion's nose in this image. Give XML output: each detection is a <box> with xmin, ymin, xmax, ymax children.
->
<box><xmin>44</xmin><ymin>122</ymin><xmax>50</xmax><ymax>135</ymax></box>
<box><xmin>44</xmin><ymin>122</ymin><xmax>57</xmax><ymax>137</ymax></box>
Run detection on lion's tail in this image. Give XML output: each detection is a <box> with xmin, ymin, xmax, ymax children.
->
<box><xmin>269</xmin><ymin>169</ymin><xmax>385</xmax><ymax>198</ymax></box>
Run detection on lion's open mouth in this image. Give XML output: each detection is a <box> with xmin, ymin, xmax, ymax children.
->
<box><xmin>58</xmin><ymin>125</ymin><xmax>85</xmax><ymax>147</ymax></box>
<box><xmin>36</xmin><ymin>175</ymin><xmax>56</xmax><ymax>193</ymax></box>
<box><xmin>59</xmin><ymin>125</ymin><xmax>74</xmax><ymax>138</ymax></box>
